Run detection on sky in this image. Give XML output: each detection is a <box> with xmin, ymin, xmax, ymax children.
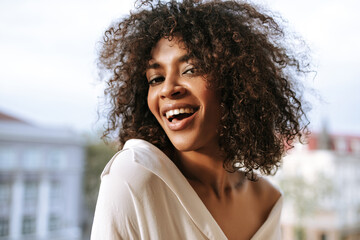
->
<box><xmin>0</xmin><ymin>0</ymin><xmax>359</xmax><ymax>136</ymax></box>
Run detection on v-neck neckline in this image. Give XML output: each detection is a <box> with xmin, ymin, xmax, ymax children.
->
<box><xmin>124</xmin><ymin>139</ymin><xmax>282</xmax><ymax>240</ymax></box>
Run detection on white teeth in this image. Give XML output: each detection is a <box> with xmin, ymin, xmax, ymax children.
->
<box><xmin>165</xmin><ymin>108</ymin><xmax>195</xmax><ymax>119</ymax></box>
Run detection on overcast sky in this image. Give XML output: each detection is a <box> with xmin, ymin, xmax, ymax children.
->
<box><xmin>0</xmin><ymin>0</ymin><xmax>359</xmax><ymax>135</ymax></box>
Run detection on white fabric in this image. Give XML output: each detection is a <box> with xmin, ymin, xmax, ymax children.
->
<box><xmin>91</xmin><ymin>139</ymin><xmax>282</xmax><ymax>240</ymax></box>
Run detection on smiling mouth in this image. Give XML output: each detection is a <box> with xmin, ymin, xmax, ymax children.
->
<box><xmin>165</xmin><ymin>107</ymin><xmax>198</xmax><ymax>122</ymax></box>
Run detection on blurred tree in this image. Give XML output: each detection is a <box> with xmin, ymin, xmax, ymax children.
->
<box><xmin>82</xmin><ymin>140</ymin><xmax>117</xmax><ymax>239</ymax></box>
<box><xmin>279</xmin><ymin>172</ymin><xmax>334</xmax><ymax>240</ymax></box>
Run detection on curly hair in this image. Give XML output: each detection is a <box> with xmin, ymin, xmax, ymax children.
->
<box><xmin>98</xmin><ymin>0</ymin><xmax>310</xmax><ymax>179</ymax></box>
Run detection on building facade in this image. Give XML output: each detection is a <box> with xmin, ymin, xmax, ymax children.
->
<box><xmin>0</xmin><ymin>112</ymin><xmax>85</xmax><ymax>240</ymax></box>
<box><xmin>276</xmin><ymin>129</ymin><xmax>360</xmax><ymax>240</ymax></box>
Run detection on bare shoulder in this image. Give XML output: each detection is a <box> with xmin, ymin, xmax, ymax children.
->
<box><xmin>248</xmin><ymin>176</ymin><xmax>281</xmax><ymax>219</ymax></box>
<box><xmin>253</xmin><ymin>176</ymin><xmax>281</xmax><ymax>199</ymax></box>
<box><xmin>251</xmin><ymin>176</ymin><xmax>281</xmax><ymax>202</ymax></box>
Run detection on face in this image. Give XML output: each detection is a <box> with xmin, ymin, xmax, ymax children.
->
<box><xmin>146</xmin><ymin>37</ymin><xmax>222</xmax><ymax>153</ymax></box>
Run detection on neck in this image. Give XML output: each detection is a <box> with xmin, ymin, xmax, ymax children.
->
<box><xmin>174</xmin><ymin>147</ymin><xmax>245</xmax><ymax>199</ymax></box>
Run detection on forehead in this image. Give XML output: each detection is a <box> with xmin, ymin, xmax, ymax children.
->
<box><xmin>149</xmin><ymin>37</ymin><xmax>188</xmax><ymax>64</ymax></box>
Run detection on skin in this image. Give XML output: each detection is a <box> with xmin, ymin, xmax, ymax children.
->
<box><xmin>146</xmin><ymin>37</ymin><xmax>222</xmax><ymax>154</ymax></box>
<box><xmin>146</xmin><ymin>37</ymin><xmax>281</xmax><ymax>240</ymax></box>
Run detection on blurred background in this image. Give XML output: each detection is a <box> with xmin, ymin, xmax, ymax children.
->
<box><xmin>0</xmin><ymin>0</ymin><xmax>359</xmax><ymax>240</ymax></box>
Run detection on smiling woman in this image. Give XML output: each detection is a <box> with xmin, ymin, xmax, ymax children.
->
<box><xmin>91</xmin><ymin>0</ymin><xmax>309</xmax><ymax>239</ymax></box>
<box><xmin>146</xmin><ymin>38</ymin><xmax>222</xmax><ymax>153</ymax></box>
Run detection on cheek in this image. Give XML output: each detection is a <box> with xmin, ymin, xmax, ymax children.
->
<box><xmin>201</xmin><ymin>87</ymin><xmax>221</xmax><ymax>107</ymax></box>
<box><xmin>201</xmin><ymin>90</ymin><xmax>222</xmax><ymax>123</ymax></box>
<box><xmin>147</xmin><ymin>90</ymin><xmax>157</xmax><ymax>117</ymax></box>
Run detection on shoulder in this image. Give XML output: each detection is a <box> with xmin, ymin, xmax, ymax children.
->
<box><xmin>98</xmin><ymin>139</ymin><xmax>173</xmax><ymax>202</ymax></box>
<box><xmin>249</xmin><ymin>176</ymin><xmax>282</xmax><ymax>220</ymax></box>
<box><xmin>252</xmin><ymin>177</ymin><xmax>281</xmax><ymax>200</ymax></box>
<box><xmin>251</xmin><ymin>176</ymin><xmax>281</xmax><ymax>205</ymax></box>
<box><xmin>245</xmin><ymin>177</ymin><xmax>283</xmax><ymax>239</ymax></box>
<box><xmin>97</xmin><ymin>138</ymin><xmax>180</xmax><ymax>208</ymax></box>
<box><xmin>92</xmin><ymin>139</ymin><xmax>167</xmax><ymax>239</ymax></box>
<box><xmin>100</xmin><ymin>139</ymin><xmax>163</xmax><ymax>181</ymax></box>
<box><xmin>91</xmin><ymin>148</ymin><xmax>140</xmax><ymax>239</ymax></box>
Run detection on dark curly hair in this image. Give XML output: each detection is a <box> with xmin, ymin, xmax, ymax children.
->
<box><xmin>98</xmin><ymin>0</ymin><xmax>310</xmax><ymax>179</ymax></box>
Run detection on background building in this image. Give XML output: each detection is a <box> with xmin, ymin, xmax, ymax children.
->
<box><xmin>0</xmin><ymin>112</ymin><xmax>85</xmax><ymax>240</ymax></box>
<box><xmin>277</xmin><ymin>129</ymin><xmax>360</xmax><ymax>240</ymax></box>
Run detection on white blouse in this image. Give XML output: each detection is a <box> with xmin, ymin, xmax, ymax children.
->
<box><xmin>91</xmin><ymin>139</ymin><xmax>282</xmax><ymax>240</ymax></box>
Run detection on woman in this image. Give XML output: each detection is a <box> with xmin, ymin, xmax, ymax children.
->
<box><xmin>91</xmin><ymin>0</ymin><xmax>309</xmax><ymax>239</ymax></box>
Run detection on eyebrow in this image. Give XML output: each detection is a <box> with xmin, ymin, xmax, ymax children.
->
<box><xmin>146</xmin><ymin>54</ymin><xmax>191</xmax><ymax>70</ymax></box>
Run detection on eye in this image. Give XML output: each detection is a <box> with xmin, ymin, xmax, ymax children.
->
<box><xmin>148</xmin><ymin>76</ymin><xmax>165</xmax><ymax>86</ymax></box>
<box><xmin>182</xmin><ymin>65</ymin><xmax>197</xmax><ymax>76</ymax></box>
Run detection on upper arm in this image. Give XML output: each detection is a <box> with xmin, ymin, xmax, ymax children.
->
<box><xmin>91</xmin><ymin>150</ymin><xmax>140</xmax><ymax>240</ymax></box>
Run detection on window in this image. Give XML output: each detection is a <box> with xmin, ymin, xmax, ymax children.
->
<box><xmin>23</xmin><ymin>149</ymin><xmax>42</xmax><ymax>170</ymax></box>
<box><xmin>50</xmin><ymin>181</ymin><xmax>61</xmax><ymax>199</ymax></box>
<box><xmin>351</xmin><ymin>139</ymin><xmax>360</xmax><ymax>154</ymax></box>
<box><xmin>0</xmin><ymin>148</ymin><xmax>16</xmax><ymax>170</ymax></box>
<box><xmin>22</xmin><ymin>216</ymin><xmax>36</xmax><ymax>235</ymax></box>
<box><xmin>49</xmin><ymin>180</ymin><xmax>63</xmax><ymax>212</ymax></box>
<box><xmin>48</xmin><ymin>181</ymin><xmax>63</xmax><ymax>231</ymax></box>
<box><xmin>0</xmin><ymin>182</ymin><xmax>11</xmax><ymax>214</ymax></box>
<box><xmin>0</xmin><ymin>218</ymin><xmax>9</xmax><ymax>237</ymax></box>
<box><xmin>46</xmin><ymin>150</ymin><xmax>66</xmax><ymax>170</ymax></box>
<box><xmin>23</xmin><ymin>181</ymin><xmax>38</xmax><ymax>213</ymax></box>
<box><xmin>335</xmin><ymin>137</ymin><xmax>347</xmax><ymax>153</ymax></box>
<box><xmin>48</xmin><ymin>214</ymin><xmax>62</xmax><ymax>231</ymax></box>
<box><xmin>24</xmin><ymin>181</ymin><xmax>38</xmax><ymax>201</ymax></box>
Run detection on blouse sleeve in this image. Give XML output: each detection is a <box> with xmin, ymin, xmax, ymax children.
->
<box><xmin>90</xmin><ymin>150</ymin><xmax>140</xmax><ymax>240</ymax></box>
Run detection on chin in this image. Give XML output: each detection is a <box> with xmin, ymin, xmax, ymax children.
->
<box><xmin>171</xmin><ymin>142</ymin><xmax>194</xmax><ymax>152</ymax></box>
<box><xmin>168</xmin><ymin>137</ymin><xmax>197</xmax><ymax>153</ymax></box>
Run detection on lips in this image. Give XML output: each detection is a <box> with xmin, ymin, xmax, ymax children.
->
<box><xmin>161</xmin><ymin>104</ymin><xmax>199</xmax><ymax>131</ymax></box>
<box><xmin>165</xmin><ymin>107</ymin><xmax>196</xmax><ymax>121</ymax></box>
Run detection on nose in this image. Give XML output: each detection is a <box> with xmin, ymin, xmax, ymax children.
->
<box><xmin>160</xmin><ymin>74</ymin><xmax>186</xmax><ymax>99</ymax></box>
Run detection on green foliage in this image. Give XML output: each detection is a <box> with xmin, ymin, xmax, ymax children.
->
<box><xmin>83</xmin><ymin>141</ymin><xmax>117</xmax><ymax>213</ymax></box>
<box><xmin>279</xmin><ymin>172</ymin><xmax>334</xmax><ymax>220</ymax></box>
<box><xmin>294</xmin><ymin>226</ymin><xmax>305</xmax><ymax>240</ymax></box>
